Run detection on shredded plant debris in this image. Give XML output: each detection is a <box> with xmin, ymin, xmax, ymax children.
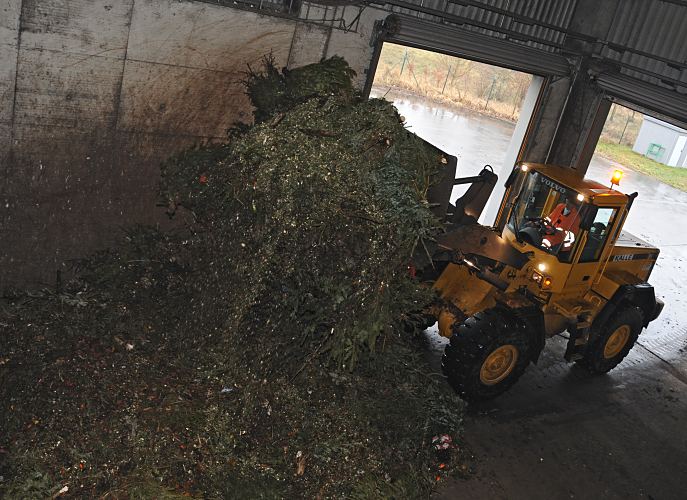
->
<box><xmin>0</xmin><ymin>57</ymin><xmax>465</xmax><ymax>498</ymax></box>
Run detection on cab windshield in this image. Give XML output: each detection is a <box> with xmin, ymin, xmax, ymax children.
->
<box><xmin>509</xmin><ymin>171</ymin><xmax>583</xmax><ymax>261</ymax></box>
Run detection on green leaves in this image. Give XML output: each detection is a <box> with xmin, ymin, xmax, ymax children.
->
<box><xmin>245</xmin><ymin>55</ymin><xmax>357</xmax><ymax>124</ymax></box>
<box><xmin>159</xmin><ymin>59</ymin><xmax>443</xmax><ymax>370</ymax></box>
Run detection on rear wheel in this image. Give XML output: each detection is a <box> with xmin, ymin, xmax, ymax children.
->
<box><xmin>441</xmin><ymin>308</ymin><xmax>531</xmax><ymax>401</ymax></box>
<box><xmin>578</xmin><ymin>306</ymin><xmax>643</xmax><ymax>374</ymax></box>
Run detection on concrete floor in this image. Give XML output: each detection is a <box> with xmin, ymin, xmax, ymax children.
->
<box><xmin>373</xmin><ymin>90</ymin><xmax>687</xmax><ymax>499</ymax></box>
<box><xmin>430</xmin><ymin>331</ymin><xmax>687</xmax><ymax>500</ymax></box>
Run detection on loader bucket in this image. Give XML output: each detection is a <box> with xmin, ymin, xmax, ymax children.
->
<box><xmin>416</xmin><ymin>139</ymin><xmax>504</xmax><ymax>280</ymax></box>
<box><xmin>426</xmin><ymin>149</ymin><xmax>458</xmax><ymax>221</ymax></box>
<box><xmin>424</xmin><ymin>138</ymin><xmax>497</xmax><ymax>225</ymax></box>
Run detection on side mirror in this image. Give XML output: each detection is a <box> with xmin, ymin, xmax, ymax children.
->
<box><xmin>504</xmin><ymin>165</ymin><xmax>519</xmax><ymax>188</ymax></box>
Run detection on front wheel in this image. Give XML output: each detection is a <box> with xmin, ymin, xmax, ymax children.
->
<box><xmin>441</xmin><ymin>308</ymin><xmax>531</xmax><ymax>401</ymax></box>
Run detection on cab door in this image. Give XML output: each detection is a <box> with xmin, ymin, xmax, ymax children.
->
<box><xmin>564</xmin><ymin>206</ymin><xmax>620</xmax><ymax>293</ymax></box>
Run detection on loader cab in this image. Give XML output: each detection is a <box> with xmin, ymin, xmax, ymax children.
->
<box><xmin>498</xmin><ymin>164</ymin><xmax>632</xmax><ymax>297</ymax></box>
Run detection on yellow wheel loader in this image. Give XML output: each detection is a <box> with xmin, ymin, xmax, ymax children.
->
<box><xmin>419</xmin><ymin>159</ymin><xmax>664</xmax><ymax>401</ymax></box>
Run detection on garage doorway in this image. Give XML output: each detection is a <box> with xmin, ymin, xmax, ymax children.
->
<box><xmin>588</xmin><ymin>101</ymin><xmax>687</xmax><ymax>333</ymax></box>
<box><xmin>369</xmin><ymin>42</ymin><xmax>544</xmax><ymax>223</ymax></box>
<box><xmin>588</xmin><ymin>102</ymin><xmax>687</xmax><ymax>193</ymax></box>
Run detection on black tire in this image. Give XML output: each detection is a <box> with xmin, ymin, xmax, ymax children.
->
<box><xmin>402</xmin><ymin>312</ymin><xmax>436</xmax><ymax>333</ymax></box>
<box><xmin>441</xmin><ymin>308</ymin><xmax>531</xmax><ymax>401</ymax></box>
<box><xmin>420</xmin><ymin>313</ymin><xmax>437</xmax><ymax>330</ymax></box>
<box><xmin>577</xmin><ymin>306</ymin><xmax>643</xmax><ymax>374</ymax></box>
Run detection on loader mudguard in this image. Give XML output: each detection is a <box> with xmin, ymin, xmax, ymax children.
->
<box><xmin>596</xmin><ymin>283</ymin><xmax>662</xmax><ymax>329</ymax></box>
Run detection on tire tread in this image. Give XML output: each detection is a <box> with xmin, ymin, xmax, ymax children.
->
<box><xmin>442</xmin><ymin>308</ymin><xmax>531</xmax><ymax>401</ymax></box>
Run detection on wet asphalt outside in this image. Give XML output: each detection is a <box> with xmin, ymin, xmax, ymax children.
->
<box><xmin>372</xmin><ymin>89</ymin><xmax>687</xmax><ymax>499</ymax></box>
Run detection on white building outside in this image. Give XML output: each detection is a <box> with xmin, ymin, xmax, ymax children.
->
<box><xmin>633</xmin><ymin>116</ymin><xmax>687</xmax><ymax>167</ymax></box>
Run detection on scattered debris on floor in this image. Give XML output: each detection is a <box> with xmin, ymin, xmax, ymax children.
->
<box><xmin>0</xmin><ymin>57</ymin><xmax>464</xmax><ymax>498</ymax></box>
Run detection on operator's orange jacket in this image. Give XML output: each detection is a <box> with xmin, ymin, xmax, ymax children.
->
<box><xmin>545</xmin><ymin>203</ymin><xmax>581</xmax><ymax>247</ymax></box>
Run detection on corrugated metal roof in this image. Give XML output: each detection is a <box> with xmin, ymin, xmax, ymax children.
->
<box><xmin>381</xmin><ymin>0</ymin><xmax>578</xmax><ymax>52</ymax></box>
<box><xmin>595</xmin><ymin>72</ymin><xmax>687</xmax><ymax>126</ymax></box>
<box><xmin>374</xmin><ymin>0</ymin><xmax>687</xmax><ymax>95</ymax></box>
<box><xmin>388</xmin><ymin>15</ymin><xmax>571</xmax><ymax>75</ymax></box>
<box><xmin>602</xmin><ymin>0</ymin><xmax>687</xmax><ymax>92</ymax></box>
<box><xmin>448</xmin><ymin>0</ymin><xmax>578</xmax><ymax>51</ymax></box>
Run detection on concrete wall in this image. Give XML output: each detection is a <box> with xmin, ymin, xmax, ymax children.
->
<box><xmin>0</xmin><ymin>0</ymin><xmax>384</xmax><ymax>289</ymax></box>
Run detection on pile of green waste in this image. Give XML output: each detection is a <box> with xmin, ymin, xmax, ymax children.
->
<box><xmin>0</xmin><ymin>57</ymin><xmax>465</xmax><ymax>498</ymax></box>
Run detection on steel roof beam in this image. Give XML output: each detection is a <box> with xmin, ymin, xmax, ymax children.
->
<box><xmin>378</xmin><ymin>0</ymin><xmax>566</xmax><ymax>50</ymax></box>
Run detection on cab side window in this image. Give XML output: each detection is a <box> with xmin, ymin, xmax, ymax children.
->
<box><xmin>580</xmin><ymin>208</ymin><xmax>617</xmax><ymax>262</ymax></box>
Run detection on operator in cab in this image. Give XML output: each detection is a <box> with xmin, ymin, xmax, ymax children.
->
<box><xmin>542</xmin><ymin>199</ymin><xmax>580</xmax><ymax>251</ymax></box>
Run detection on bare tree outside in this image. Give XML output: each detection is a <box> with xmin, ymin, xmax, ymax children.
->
<box><xmin>600</xmin><ymin>103</ymin><xmax>642</xmax><ymax>146</ymax></box>
<box><xmin>373</xmin><ymin>43</ymin><xmax>533</xmax><ymax>123</ymax></box>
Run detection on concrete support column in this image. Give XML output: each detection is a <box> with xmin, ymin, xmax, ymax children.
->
<box><xmin>519</xmin><ymin>0</ymin><xmax>621</xmax><ymax>177</ymax></box>
<box><xmin>544</xmin><ymin>61</ymin><xmax>612</xmax><ymax>175</ymax></box>
<box><xmin>520</xmin><ymin>63</ymin><xmax>611</xmax><ymax>176</ymax></box>
<box><xmin>518</xmin><ymin>74</ymin><xmax>571</xmax><ymax>165</ymax></box>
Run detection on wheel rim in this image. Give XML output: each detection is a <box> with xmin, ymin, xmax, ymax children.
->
<box><xmin>604</xmin><ymin>325</ymin><xmax>630</xmax><ymax>359</ymax></box>
<box><xmin>479</xmin><ymin>344</ymin><xmax>519</xmax><ymax>386</ymax></box>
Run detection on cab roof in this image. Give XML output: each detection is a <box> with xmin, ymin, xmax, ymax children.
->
<box><xmin>519</xmin><ymin>162</ymin><xmax>631</xmax><ymax>205</ymax></box>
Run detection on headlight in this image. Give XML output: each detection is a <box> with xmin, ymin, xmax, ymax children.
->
<box><xmin>531</xmin><ymin>271</ymin><xmax>552</xmax><ymax>290</ymax></box>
